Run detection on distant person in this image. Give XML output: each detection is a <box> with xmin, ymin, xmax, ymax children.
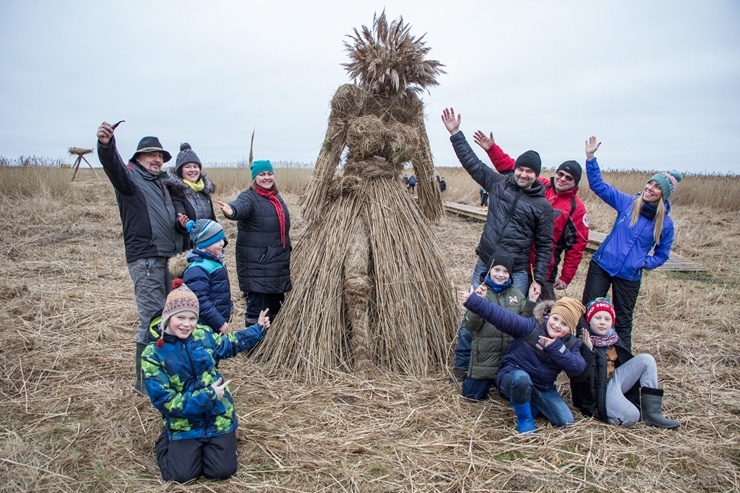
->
<box><xmin>439</xmin><ymin>176</ymin><xmax>447</xmax><ymax>194</ymax></box>
<box><xmin>96</xmin><ymin>121</ymin><xmax>180</xmax><ymax>395</ymax></box>
<box><xmin>474</xmin><ymin>131</ymin><xmax>589</xmax><ymax>300</ymax></box>
<box><xmin>166</xmin><ymin>143</ymin><xmax>219</xmax><ymax>251</ymax></box>
<box><xmin>407</xmin><ymin>174</ymin><xmax>417</xmax><ymax>194</ymax></box>
<box><xmin>168</xmin><ymin>219</ymin><xmax>233</xmax><ymax>334</ymax></box>
<box><xmin>142</xmin><ymin>280</ymin><xmax>269</xmax><ymax>483</ymax></box>
<box><xmin>479</xmin><ymin>187</ymin><xmax>489</xmax><ymax>208</ymax></box>
<box><xmin>571</xmin><ymin>297</ymin><xmax>680</xmax><ymax>428</ymax></box>
<box><xmin>461</xmin><ymin>287</ymin><xmax>586</xmax><ymax>434</ymax></box>
<box><xmin>441</xmin><ymin>107</ymin><xmax>554</xmax><ymax>382</ymax></box>
<box><xmin>581</xmin><ymin>136</ymin><xmax>682</xmax><ymax>350</ymax></box>
<box><xmin>460</xmin><ymin>253</ymin><xmax>538</xmax><ymax>401</ymax></box>
<box><xmin>219</xmin><ymin>160</ymin><xmax>292</xmax><ymax>325</ymax></box>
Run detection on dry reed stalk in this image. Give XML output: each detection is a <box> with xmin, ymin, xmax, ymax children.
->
<box><xmin>258</xmin><ymin>170</ymin><xmax>457</xmax><ymax>382</ymax></box>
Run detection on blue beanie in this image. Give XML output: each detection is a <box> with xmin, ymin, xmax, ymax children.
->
<box><xmin>250</xmin><ymin>160</ymin><xmax>274</xmax><ymax>179</ymax></box>
<box><xmin>187</xmin><ymin>219</ymin><xmax>225</xmax><ymax>248</ymax></box>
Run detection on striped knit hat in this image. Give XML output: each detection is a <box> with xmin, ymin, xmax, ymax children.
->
<box><xmin>585</xmin><ymin>297</ymin><xmax>616</xmax><ymax>326</ymax></box>
<box><xmin>157</xmin><ymin>279</ymin><xmax>199</xmax><ymax>347</ymax></box>
<box><xmin>648</xmin><ymin>171</ymin><xmax>682</xmax><ymax>200</ymax></box>
<box><xmin>187</xmin><ymin>219</ymin><xmax>225</xmax><ymax>249</ymax></box>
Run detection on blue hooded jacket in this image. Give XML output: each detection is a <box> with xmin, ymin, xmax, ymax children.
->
<box><xmin>586</xmin><ymin>157</ymin><xmax>674</xmax><ymax>281</ymax></box>
<box><xmin>141</xmin><ymin>319</ymin><xmax>264</xmax><ymax>441</ymax></box>
<box><xmin>182</xmin><ymin>248</ymin><xmax>234</xmax><ymax>331</ymax></box>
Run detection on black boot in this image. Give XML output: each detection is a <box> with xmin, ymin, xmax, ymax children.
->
<box><xmin>640</xmin><ymin>387</ymin><xmax>679</xmax><ymax>429</ymax></box>
<box><xmin>133</xmin><ymin>343</ymin><xmax>146</xmax><ymax>396</ymax></box>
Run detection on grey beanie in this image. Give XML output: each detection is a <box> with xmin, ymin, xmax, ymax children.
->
<box><xmin>175</xmin><ymin>143</ymin><xmax>202</xmax><ymax>177</ymax></box>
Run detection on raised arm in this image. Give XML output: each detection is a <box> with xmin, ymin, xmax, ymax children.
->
<box><xmin>463</xmin><ymin>292</ymin><xmax>537</xmax><ymax>338</ymax></box>
<box><xmin>301</xmin><ymin>85</ymin><xmax>351</xmax><ymax>222</ymax></box>
<box><xmin>584</xmin><ymin>137</ymin><xmax>633</xmax><ymax>210</ymax></box>
<box><xmin>474</xmin><ymin>130</ymin><xmax>516</xmax><ymax>174</ymax></box>
<box><xmin>96</xmin><ymin>122</ymin><xmax>135</xmax><ymax>195</ymax></box>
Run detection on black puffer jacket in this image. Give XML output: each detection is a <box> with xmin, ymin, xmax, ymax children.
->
<box><xmin>165</xmin><ymin>170</ymin><xmax>218</xmax><ymax>251</ymax></box>
<box><xmin>570</xmin><ymin>328</ymin><xmax>638</xmax><ymax>423</ymax></box>
<box><xmin>225</xmin><ymin>188</ymin><xmax>292</xmax><ymax>294</ymax></box>
<box><xmin>98</xmin><ymin>136</ymin><xmax>180</xmax><ymax>262</ymax></box>
<box><xmin>451</xmin><ymin>132</ymin><xmax>554</xmax><ymax>284</ymax></box>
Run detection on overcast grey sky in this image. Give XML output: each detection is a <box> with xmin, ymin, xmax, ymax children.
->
<box><xmin>1</xmin><ymin>1</ymin><xmax>738</xmax><ymax>173</ymax></box>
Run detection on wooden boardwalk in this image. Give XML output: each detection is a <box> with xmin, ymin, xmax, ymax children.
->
<box><xmin>444</xmin><ymin>201</ymin><xmax>705</xmax><ymax>273</ymax></box>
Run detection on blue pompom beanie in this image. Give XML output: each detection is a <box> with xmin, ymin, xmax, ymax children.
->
<box><xmin>187</xmin><ymin>219</ymin><xmax>225</xmax><ymax>248</ymax></box>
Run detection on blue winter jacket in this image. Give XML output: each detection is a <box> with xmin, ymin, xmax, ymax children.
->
<box><xmin>183</xmin><ymin>248</ymin><xmax>234</xmax><ymax>331</ymax></box>
<box><xmin>463</xmin><ymin>294</ymin><xmax>586</xmax><ymax>392</ymax></box>
<box><xmin>141</xmin><ymin>320</ymin><xmax>264</xmax><ymax>441</ymax></box>
<box><xmin>586</xmin><ymin>158</ymin><xmax>674</xmax><ymax>281</ymax></box>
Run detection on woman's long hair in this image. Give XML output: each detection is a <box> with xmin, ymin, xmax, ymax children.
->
<box><xmin>630</xmin><ymin>194</ymin><xmax>666</xmax><ymax>244</ymax></box>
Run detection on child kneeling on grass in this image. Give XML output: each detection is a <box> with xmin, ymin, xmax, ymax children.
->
<box><xmin>142</xmin><ymin>279</ymin><xmax>269</xmax><ymax>483</ymax></box>
<box><xmin>461</xmin><ymin>252</ymin><xmax>538</xmax><ymax>401</ymax></box>
<box><xmin>570</xmin><ymin>297</ymin><xmax>680</xmax><ymax>429</ymax></box>
<box><xmin>461</xmin><ymin>286</ymin><xmax>586</xmax><ymax>434</ymax></box>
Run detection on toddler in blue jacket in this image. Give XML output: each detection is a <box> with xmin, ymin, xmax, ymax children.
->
<box><xmin>169</xmin><ymin>219</ymin><xmax>234</xmax><ymax>333</ymax></box>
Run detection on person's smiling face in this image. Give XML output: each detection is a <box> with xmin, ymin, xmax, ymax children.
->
<box><xmin>181</xmin><ymin>162</ymin><xmax>201</xmax><ymax>183</ymax></box>
<box><xmin>255</xmin><ymin>171</ymin><xmax>275</xmax><ymax>189</ymax></box>
<box><xmin>166</xmin><ymin>312</ymin><xmax>198</xmax><ymax>340</ymax></box>
<box><xmin>137</xmin><ymin>151</ymin><xmax>164</xmax><ymax>175</ymax></box>
<box><xmin>488</xmin><ymin>265</ymin><xmax>510</xmax><ymax>284</ymax></box>
<box><xmin>546</xmin><ymin>313</ymin><xmax>571</xmax><ymax>339</ymax></box>
<box><xmin>643</xmin><ymin>180</ymin><xmax>663</xmax><ymax>203</ymax></box>
<box><xmin>589</xmin><ymin>311</ymin><xmax>614</xmax><ymax>336</ymax></box>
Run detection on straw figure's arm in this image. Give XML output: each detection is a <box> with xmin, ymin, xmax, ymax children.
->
<box><xmin>412</xmin><ymin>116</ymin><xmax>444</xmax><ymax>223</ymax></box>
<box><xmin>300</xmin><ymin>85</ymin><xmax>352</xmax><ymax>222</ymax></box>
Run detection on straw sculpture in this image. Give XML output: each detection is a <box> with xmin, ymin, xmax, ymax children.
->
<box><xmin>257</xmin><ymin>12</ymin><xmax>457</xmax><ymax>382</ymax></box>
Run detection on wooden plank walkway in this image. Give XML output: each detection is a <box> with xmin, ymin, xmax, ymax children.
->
<box><xmin>444</xmin><ymin>201</ymin><xmax>705</xmax><ymax>273</ymax></box>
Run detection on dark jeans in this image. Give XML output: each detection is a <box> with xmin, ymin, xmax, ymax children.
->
<box><xmin>499</xmin><ymin>370</ymin><xmax>574</xmax><ymax>427</ymax></box>
<box><xmin>245</xmin><ymin>292</ymin><xmax>285</xmax><ymax>324</ymax></box>
<box><xmin>155</xmin><ymin>429</ymin><xmax>237</xmax><ymax>483</ymax></box>
<box><xmin>581</xmin><ymin>260</ymin><xmax>642</xmax><ymax>351</ymax></box>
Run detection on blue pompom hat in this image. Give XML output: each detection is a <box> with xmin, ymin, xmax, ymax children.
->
<box><xmin>187</xmin><ymin>219</ymin><xmax>225</xmax><ymax>249</ymax></box>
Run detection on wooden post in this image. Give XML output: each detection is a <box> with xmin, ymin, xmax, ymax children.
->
<box><xmin>68</xmin><ymin>147</ymin><xmax>101</xmax><ymax>181</ymax></box>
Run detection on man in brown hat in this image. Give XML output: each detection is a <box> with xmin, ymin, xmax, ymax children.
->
<box><xmin>97</xmin><ymin>121</ymin><xmax>181</xmax><ymax>395</ymax></box>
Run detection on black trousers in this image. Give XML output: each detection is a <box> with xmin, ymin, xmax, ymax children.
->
<box><xmin>244</xmin><ymin>291</ymin><xmax>285</xmax><ymax>323</ymax></box>
<box><xmin>581</xmin><ymin>260</ymin><xmax>641</xmax><ymax>351</ymax></box>
<box><xmin>155</xmin><ymin>429</ymin><xmax>238</xmax><ymax>483</ymax></box>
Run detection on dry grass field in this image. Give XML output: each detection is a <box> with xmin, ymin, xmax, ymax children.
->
<box><xmin>1</xmin><ymin>165</ymin><xmax>739</xmax><ymax>492</ymax></box>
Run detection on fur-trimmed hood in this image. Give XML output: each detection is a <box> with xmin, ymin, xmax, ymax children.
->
<box><xmin>168</xmin><ymin>252</ymin><xmax>190</xmax><ymax>279</ymax></box>
<box><xmin>164</xmin><ymin>169</ymin><xmax>216</xmax><ymax>197</ymax></box>
<box><xmin>532</xmin><ymin>299</ymin><xmax>555</xmax><ymax>324</ymax></box>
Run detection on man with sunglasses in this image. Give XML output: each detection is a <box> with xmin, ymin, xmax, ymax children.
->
<box><xmin>473</xmin><ymin>131</ymin><xmax>589</xmax><ymax>301</ymax></box>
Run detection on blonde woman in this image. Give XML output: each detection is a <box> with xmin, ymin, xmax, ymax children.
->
<box><xmin>581</xmin><ymin>136</ymin><xmax>682</xmax><ymax>350</ymax></box>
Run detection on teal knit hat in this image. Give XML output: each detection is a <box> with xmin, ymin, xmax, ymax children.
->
<box><xmin>250</xmin><ymin>160</ymin><xmax>274</xmax><ymax>179</ymax></box>
<box><xmin>648</xmin><ymin>171</ymin><xmax>682</xmax><ymax>200</ymax></box>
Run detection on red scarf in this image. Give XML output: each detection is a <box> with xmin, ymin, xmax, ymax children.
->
<box><xmin>255</xmin><ymin>185</ymin><xmax>286</xmax><ymax>248</ymax></box>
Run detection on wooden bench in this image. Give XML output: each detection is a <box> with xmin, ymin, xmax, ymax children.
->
<box><xmin>443</xmin><ymin>201</ymin><xmax>705</xmax><ymax>273</ymax></box>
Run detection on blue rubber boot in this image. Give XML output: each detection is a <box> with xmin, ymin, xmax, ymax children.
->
<box><xmin>512</xmin><ymin>403</ymin><xmax>537</xmax><ymax>434</ymax></box>
<box><xmin>530</xmin><ymin>403</ymin><xmax>540</xmax><ymax>418</ymax></box>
